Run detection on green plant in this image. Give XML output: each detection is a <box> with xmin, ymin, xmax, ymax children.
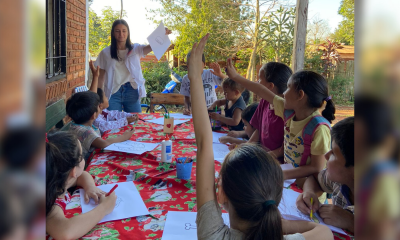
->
<box><xmin>141</xmin><ymin>61</ymin><xmax>172</xmax><ymax>105</ymax></box>
<box><xmin>329</xmin><ymin>75</ymin><xmax>354</xmax><ymax>104</ymax></box>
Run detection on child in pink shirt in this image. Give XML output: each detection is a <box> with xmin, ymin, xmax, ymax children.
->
<box><xmin>249</xmin><ymin>62</ymin><xmax>292</xmax><ymax>160</ymax></box>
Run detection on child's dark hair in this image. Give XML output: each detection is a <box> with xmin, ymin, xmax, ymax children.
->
<box><xmin>187</xmin><ymin>51</ymin><xmax>205</xmax><ymax>64</ymax></box>
<box><xmin>46</xmin><ymin>131</ymin><xmax>83</xmax><ymax>216</ymax></box>
<box><xmin>291</xmin><ymin>70</ymin><xmax>336</xmax><ymax>123</ymax></box>
<box><xmin>331</xmin><ymin>117</ymin><xmax>354</xmax><ymax>167</ymax></box>
<box><xmin>241</xmin><ymin>102</ymin><xmax>259</xmax><ymax>123</ymax></box>
<box><xmin>222</xmin><ymin>77</ymin><xmax>244</xmax><ymax>93</ymax></box>
<box><xmin>260</xmin><ymin>62</ymin><xmax>292</xmax><ymax>94</ymax></box>
<box><xmin>97</xmin><ymin>88</ymin><xmax>104</xmax><ymax>103</ymax></box>
<box><xmin>221</xmin><ymin>143</ymin><xmax>283</xmax><ymax>240</ymax></box>
<box><xmin>66</xmin><ymin>91</ymin><xmax>100</xmax><ymax>124</ymax></box>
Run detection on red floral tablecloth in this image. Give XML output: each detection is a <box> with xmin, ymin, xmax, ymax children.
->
<box><xmin>56</xmin><ymin>113</ymin><xmax>351</xmax><ymax>240</ymax></box>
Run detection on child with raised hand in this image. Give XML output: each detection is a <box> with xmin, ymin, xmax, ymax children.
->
<box><xmin>225</xmin><ymin>58</ymin><xmax>335</xmax><ymax>180</ymax></box>
<box><xmin>218</xmin><ymin>102</ymin><xmax>258</xmax><ymax>148</ymax></box>
<box><xmin>189</xmin><ymin>33</ymin><xmax>333</xmax><ymax>240</ymax></box>
<box><xmin>89</xmin><ymin>60</ymin><xmax>138</xmax><ymax>134</ymax></box>
<box><xmin>296</xmin><ymin>117</ymin><xmax>354</xmax><ymax>234</ymax></box>
<box><xmin>180</xmin><ymin>52</ymin><xmax>227</xmax><ymax>115</ymax></box>
<box><xmin>46</xmin><ymin>131</ymin><xmax>116</xmax><ymax>240</ymax></box>
<box><xmin>66</xmin><ymin>90</ymin><xmax>134</xmax><ymax>160</ymax></box>
<box><xmin>208</xmin><ymin>78</ymin><xmax>246</xmax><ymax>131</ymax></box>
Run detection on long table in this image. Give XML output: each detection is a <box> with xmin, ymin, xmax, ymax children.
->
<box><xmin>61</xmin><ymin>113</ymin><xmax>351</xmax><ymax>240</ymax></box>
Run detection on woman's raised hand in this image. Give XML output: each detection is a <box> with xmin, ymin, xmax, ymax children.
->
<box><xmin>165</xmin><ymin>27</ymin><xmax>172</xmax><ymax>35</ymax></box>
<box><xmin>187</xmin><ymin>33</ymin><xmax>210</xmax><ymax>82</ymax></box>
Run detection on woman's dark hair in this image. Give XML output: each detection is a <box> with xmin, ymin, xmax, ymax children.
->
<box><xmin>222</xmin><ymin>77</ymin><xmax>244</xmax><ymax>93</ymax></box>
<box><xmin>331</xmin><ymin>117</ymin><xmax>354</xmax><ymax>167</ymax></box>
<box><xmin>46</xmin><ymin>131</ymin><xmax>83</xmax><ymax>216</ymax></box>
<box><xmin>220</xmin><ymin>143</ymin><xmax>283</xmax><ymax>240</ymax></box>
<box><xmin>260</xmin><ymin>62</ymin><xmax>292</xmax><ymax>94</ymax></box>
<box><xmin>97</xmin><ymin>88</ymin><xmax>104</xmax><ymax>103</ymax></box>
<box><xmin>110</xmin><ymin>19</ymin><xmax>133</xmax><ymax>61</ymax></box>
<box><xmin>241</xmin><ymin>102</ymin><xmax>259</xmax><ymax>124</ymax></box>
<box><xmin>291</xmin><ymin>70</ymin><xmax>336</xmax><ymax>123</ymax></box>
<box><xmin>66</xmin><ymin>91</ymin><xmax>100</xmax><ymax>124</ymax></box>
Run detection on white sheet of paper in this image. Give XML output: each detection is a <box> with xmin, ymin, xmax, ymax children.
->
<box><xmin>162</xmin><ymin>211</ymin><xmax>230</xmax><ymax>240</ymax></box>
<box><xmin>212</xmin><ymin>143</ymin><xmax>231</xmax><ymax>162</ymax></box>
<box><xmin>147</xmin><ymin>21</ymin><xmax>171</xmax><ymax>60</ymax></box>
<box><xmin>168</xmin><ymin>113</ymin><xmax>192</xmax><ymax>119</ymax></box>
<box><xmin>80</xmin><ymin>182</ymin><xmax>149</xmax><ymax>223</ymax></box>
<box><xmin>212</xmin><ymin>132</ymin><xmax>228</xmax><ymax>143</ymax></box>
<box><xmin>279</xmin><ymin>189</ymin><xmax>347</xmax><ymax>235</ymax></box>
<box><xmin>146</xmin><ymin>118</ymin><xmax>191</xmax><ymax>126</ymax></box>
<box><xmin>281</xmin><ymin>164</ymin><xmax>296</xmax><ymax>187</ymax></box>
<box><xmin>104</xmin><ymin>140</ymin><xmax>159</xmax><ymax>155</ymax></box>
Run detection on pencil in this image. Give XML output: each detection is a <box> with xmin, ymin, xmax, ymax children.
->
<box><xmin>106</xmin><ymin>184</ymin><xmax>118</xmax><ymax>197</ymax></box>
<box><xmin>310</xmin><ymin>198</ymin><xmax>313</xmax><ymax>219</ymax></box>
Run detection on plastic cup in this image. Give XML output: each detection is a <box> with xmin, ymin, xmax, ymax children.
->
<box><xmin>176</xmin><ymin>158</ymin><xmax>193</xmax><ymax>180</ymax></box>
<box><xmin>208</xmin><ymin>109</ymin><xmax>222</xmax><ymax>131</ymax></box>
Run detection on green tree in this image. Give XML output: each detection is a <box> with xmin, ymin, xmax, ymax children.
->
<box><xmin>89</xmin><ymin>7</ymin><xmax>127</xmax><ymax>57</ymax></box>
<box><xmin>331</xmin><ymin>0</ymin><xmax>354</xmax><ymax>45</ymax></box>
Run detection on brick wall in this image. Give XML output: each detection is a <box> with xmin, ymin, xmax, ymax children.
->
<box><xmin>141</xmin><ymin>54</ymin><xmax>167</xmax><ymax>63</ymax></box>
<box><xmin>45</xmin><ymin>0</ymin><xmax>87</xmax><ymax>106</ymax></box>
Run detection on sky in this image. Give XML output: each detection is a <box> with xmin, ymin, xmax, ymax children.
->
<box><xmin>89</xmin><ymin>0</ymin><xmax>344</xmax><ymax>45</ymax></box>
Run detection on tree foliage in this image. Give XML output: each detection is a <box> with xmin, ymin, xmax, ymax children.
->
<box><xmin>331</xmin><ymin>0</ymin><xmax>354</xmax><ymax>45</ymax></box>
<box><xmin>89</xmin><ymin>7</ymin><xmax>127</xmax><ymax>57</ymax></box>
<box><xmin>307</xmin><ymin>17</ymin><xmax>330</xmax><ymax>44</ymax></box>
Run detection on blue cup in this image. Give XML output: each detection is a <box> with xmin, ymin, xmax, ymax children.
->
<box><xmin>176</xmin><ymin>158</ymin><xmax>193</xmax><ymax>180</ymax></box>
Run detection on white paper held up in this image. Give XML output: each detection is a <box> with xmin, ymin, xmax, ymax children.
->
<box><xmin>146</xmin><ymin>118</ymin><xmax>190</xmax><ymax>126</ymax></box>
<box><xmin>147</xmin><ymin>21</ymin><xmax>171</xmax><ymax>60</ymax></box>
<box><xmin>212</xmin><ymin>143</ymin><xmax>231</xmax><ymax>162</ymax></box>
<box><xmin>162</xmin><ymin>211</ymin><xmax>230</xmax><ymax>240</ymax></box>
<box><xmin>281</xmin><ymin>164</ymin><xmax>296</xmax><ymax>187</ymax></box>
<box><xmin>104</xmin><ymin>140</ymin><xmax>159</xmax><ymax>155</ymax></box>
<box><xmin>80</xmin><ymin>182</ymin><xmax>149</xmax><ymax>223</ymax></box>
<box><xmin>279</xmin><ymin>189</ymin><xmax>347</xmax><ymax>235</ymax></box>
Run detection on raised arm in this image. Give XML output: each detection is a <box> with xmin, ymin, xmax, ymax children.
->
<box><xmin>89</xmin><ymin>60</ymin><xmax>99</xmax><ymax>92</ymax></box>
<box><xmin>225</xmin><ymin>58</ymin><xmax>276</xmax><ymax>103</ymax></box>
<box><xmin>189</xmin><ymin>34</ymin><xmax>216</xmax><ymax>209</ymax></box>
<box><xmin>98</xmin><ymin>69</ymin><xmax>106</xmax><ymax>90</ymax></box>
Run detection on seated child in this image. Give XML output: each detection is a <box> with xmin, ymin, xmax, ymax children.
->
<box><xmin>226</xmin><ymin>58</ymin><xmax>335</xmax><ymax>180</ymax></box>
<box><xmin>180</xmin><ymin>52</ymin><xmax>226</xmax><ymax>115</ymax></box>
<box><xmin>218</xmin><ymin>102</ymin><xmax>258</xmax><ymax>147</ymax></box>
<box><xmin>296</xmin><ymin>117</ymin><xmax>354</xmax><ymax>234</ymax></box>
<box><xmin>188</xmin><ymin>33</ymin><xmax>333</xmax><ymax>240</ymax></box>
<box><xmin>88</xmin><ymin>60</ymin><xmax>138</xmax><ymax>134</ymax></box>
<box><xmin>208</xmin><ymin>78</ymin><xmax>247</xmax><ymax>131</ymax></box>
<box><xmin>66</xmin><ymin>91</ymin><xmax>134</xmax><ymax>160</ymax></box>
<box><xmin>46</xmin><ymin>131</ymin><xmax>116</xmax><ymax>239</ymax></box>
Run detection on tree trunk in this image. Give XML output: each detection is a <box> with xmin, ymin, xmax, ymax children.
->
<box><xmin>245</xmin><ymin>0</ymin><xmax>260</xmax><ymax>83</ymax></box>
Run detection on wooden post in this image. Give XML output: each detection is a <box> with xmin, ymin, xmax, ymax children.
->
<box><xmin>291</xmin><ymin>0</ymin><xmax>309</xmax><ymax>72</ymax></box>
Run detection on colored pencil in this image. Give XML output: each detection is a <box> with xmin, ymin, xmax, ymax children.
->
<box><xmin>106</xmin><ymin>184</ymin><xmax>118</xmax><ymax>197</ymax></box>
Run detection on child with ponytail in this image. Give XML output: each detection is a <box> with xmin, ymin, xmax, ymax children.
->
<box><xmin>225</xmin><ymin>59</ymin><xmax>335</xmax><ymax>181</ymax></box>
<box><xmin>46</xmin><ymin>131</ymin><xmax>116</xmax><ymax>240</ymax></box>
<box><xmin>189</xmin><ymin>34</ymin><xmax>333</xmax><ymax>240</ymax></box>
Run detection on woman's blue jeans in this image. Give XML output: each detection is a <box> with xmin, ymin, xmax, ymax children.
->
<box><xmin>108</xmin><ymin>82</ymin><xmax>142</xmax><ymax>113</ymax></box>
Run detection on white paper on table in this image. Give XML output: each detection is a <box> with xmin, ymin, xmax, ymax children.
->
<box><xmin>281</xmin><ymin>164</ymin><xmax>296</xmax><ymax>187</ymax></box>
<box><xmin>162</xmin><ymin>211</ymin><xmax>230</xmax><ymax>240</ymax></box>
<box><xmin>168</xmin><ymin>113</ymin><xmax>192</xmax><ymax>119</ymax></box>
<box><xmin>212</xmin><ymin>132</ymin><xmax>228</xmax><ymax>143</ymax></box>
<box><xmin>212</xmin><ymin>143</ymin><xmax>231</xmax><ymax>162</ymax></box>
<box><xmin>146</xmin><ymin>21</ymin><xmax>171</xmax><ymax>60</ymax></box>
<box><xmin>80</xmin><ymin>182</ymin><xmax>149</xmax><ymax>223</ymax></box>
<box><xmin>279</xmin><ymin>189</ymin><xmax>347</xmax><ymax>235</ymax></box>
<box><xmin>104</xmin><ymin>140</ymin><xmax>159</xmax><ymax>155</ymax></box>
<box><xmin>146</xmin><ymin>118</ymin><xmax>191</xmax><ymax>126</ymax></box>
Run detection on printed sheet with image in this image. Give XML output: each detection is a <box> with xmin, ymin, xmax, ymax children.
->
<box><xmin>80</xmin><ymin>182</ymin><xmax>149</xmax><ymax>223</ymax></box>
<box><xmin>146</xmin><ymin>21</ymin><xmax>171</xmax><ymax>60</ymax></box>
<box><xmin>162</xmin><ymin>211</ymin><xmax>230</xmax><ymax>240</ymax></box>
<box><xmin>104</xmin><ymin>140</ymin><xmax>159</xmax><ymax>155</ymax></box>
<box><xmin>279</xmin><ymin>188</ymin><xmax>347</xmax><ymax>235</ymax></box>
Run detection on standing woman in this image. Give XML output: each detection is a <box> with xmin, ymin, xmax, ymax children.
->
<box><xmin>95</xmin><ymin>19</ymin><xmax>172</xmax><ymax>112</ymax></box>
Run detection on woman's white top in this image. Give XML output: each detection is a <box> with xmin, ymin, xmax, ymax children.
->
<box><xmin>95</xmin><ymin>43</ymin><xmax>146</xmax><ymax>99</ymax></box>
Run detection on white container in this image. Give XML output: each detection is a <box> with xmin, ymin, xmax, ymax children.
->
<box><xmin>161</xmin><ymin>135</ymin><xmax>172</xmax><ymax>163</ymax></box>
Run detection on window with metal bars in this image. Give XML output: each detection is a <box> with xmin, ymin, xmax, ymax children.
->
<box><xmin>46</xmin><ymin>0</ymin><xmax>66</xmax><ymax>83</ymax></box>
